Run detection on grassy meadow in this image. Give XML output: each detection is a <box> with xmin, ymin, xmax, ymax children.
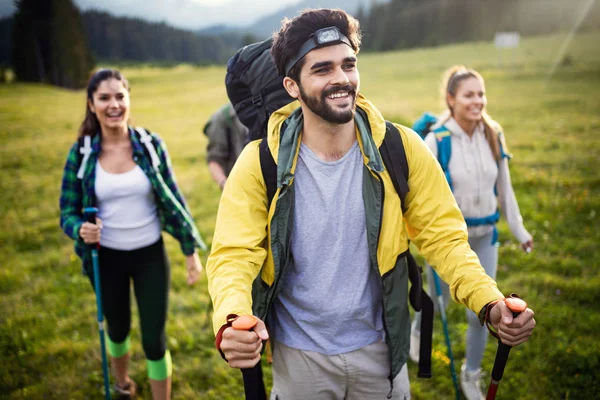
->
<box><xmin>1</xmin><ymin>31</ymin><xmax>599</xmax><ymax>399</ymax></box>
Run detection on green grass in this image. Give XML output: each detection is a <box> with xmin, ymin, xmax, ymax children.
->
<box><xmin>1</xmin><ymin>31</ymin><xmax>599</xmax><ymax>399</ymax></box>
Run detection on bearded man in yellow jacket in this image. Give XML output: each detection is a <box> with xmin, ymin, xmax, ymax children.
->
<box><xmin>206</xmin><ymin>8</ymin><xmax>536</xmax><ymax>399</ymax></box>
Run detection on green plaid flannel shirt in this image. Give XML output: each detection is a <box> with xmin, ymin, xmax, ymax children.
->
<box><xmin>59</xmin><ymin>128</ymin><xmax>206</xmax><ymax>273</ymax></box>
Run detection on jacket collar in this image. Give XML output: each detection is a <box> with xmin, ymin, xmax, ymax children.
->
<box><xmin>267</xmin><ymin>93</ymin><xmax>387</xmax><ymax>172</ymax></box>
<box><xmin>444</xmin><ymin>117</ymin><xmax>484</xmax><ymax>140</ymax></box>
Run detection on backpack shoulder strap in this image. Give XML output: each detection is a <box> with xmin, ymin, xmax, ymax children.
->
<box><xmin>260</xmin><ymin>121</ymin><xmax>411</xmax><ymax>208</ymax></box>
<box><xmin>259</xmin><ymin>138</ymin><xmax>277</xmax><ymax>207</ymax></box>
<box><xmin>134</xmin><ymin>127</ymin><xmax>161</xmax><ymax>170</ymax></box>
<box><xmin>497</xmin><ymin>131</ymin><xmax>511</xmax><ymax>160</ymax></box>
<box><xmin>381</xmin><ymin>121</ymin><xmax>433</xmax><ymax>379</ymax></box>
<box><xmin>432</xmin><ymin>126</ymin><xmax>453</xmax><ymax>190</ymax></box>
<box><xmin>409</xmin><ymin>252</ymin><xmax>434</xmax><ymax>378</ymax></box>
<box><xmin>411</xmin><ymin>112</ymin><xmax>438</xmax><ymax>139</ymax></box>
<box><xmin>76</xmin><ymin>135</ymin><xmax>92</xmax><ymax>180</ymax></box>
<box><xmin>380</xmin><ymin>121</ymin><xmax>410</xmax><ymax>208</ymax></box>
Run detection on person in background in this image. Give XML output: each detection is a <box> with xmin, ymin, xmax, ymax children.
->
<box><xmin>410</xmin><ymin>65</ymin><xmax>534</xmax><ymax>400</ymax></box>
<box><xmin>204</xmin><ymin>102</ymin><xmax>249</xmax><ymax>190</ymax></box>
<box><xmin>59</xmin><ymin>68</ymin><xmax>206</xmax><ymax>399</ymax></box>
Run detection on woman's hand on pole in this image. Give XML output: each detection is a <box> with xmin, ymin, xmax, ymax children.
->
<box><xmin>221</xmin><ymin>316</ymin><xmax>270</xmax><ymax>369</ymax></box>
<box><xmin>489</xmin><ymin>301</ymin><xmax>536</xmax><ymax>346</ymax></box>
<box><xmin>185</xmin><ymin>252</ymin><xmax>203</xmax><ymax>285</ymax></box>
<box><xmin>79</xmin><ymin>218</ymin><xmax>102</xmax><ymax>244</ymax></box>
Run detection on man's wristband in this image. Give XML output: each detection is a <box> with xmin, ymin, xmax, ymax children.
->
<box><xmin>478</xmin><ymin>300</ymin><xmax>500</xmax><ymax>326</ymax></box>
<box><xmin>215</xmin><ymin>314</ymin><xmax>238</xmax><ymax>361</ymax></box>
<box><xmin>478</xmin><ymin>294</ymin><xmax>523</xmax><ymax>339</ymax></box>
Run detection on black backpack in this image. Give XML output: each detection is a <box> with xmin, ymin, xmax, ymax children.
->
<box><xmin>225</xmin><ymin>38</ymin><xmax>294</xmax><ymax>142</ymax></box>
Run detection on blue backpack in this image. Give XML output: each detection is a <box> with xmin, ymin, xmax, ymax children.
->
<box><xmin>412</xmin><ymin>112</ymin><xmax>438</xmax><ymax>140</ymax></box>
<box><xmin>412</xmin><ymin>113</ymin><xmax>510</xmax><ymax>243</ymax></box>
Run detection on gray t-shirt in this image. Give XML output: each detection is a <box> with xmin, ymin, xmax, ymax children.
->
<box><xmin>272</xmin><ymin>141</ymin><xmax>384</xmax><ymax>355</ymax></box>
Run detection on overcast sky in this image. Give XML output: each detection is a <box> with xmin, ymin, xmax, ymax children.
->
<box><xmin>0</xmin><ymin>0</ymin><xmax>303</xmax><ymax>30</ymax></box>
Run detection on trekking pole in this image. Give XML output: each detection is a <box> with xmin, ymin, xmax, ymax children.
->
<box><xmin>83</xmin><ymin>207</ymin><xmax>111</xmax><ymax>400</ymax></box>
<box><xmin>432</xmin><ymin>270</ymin><xmax>461</xmax><ymax>400</ymax></box>
<box><xmin>486</xmin><ymin>296</ymin><xmax>528</xmax><ymax>400</ymax></box>
<box><xmin>231</xmin><ymin>315</ymin><xmax>267</xmax><ymax>400</ymax></box>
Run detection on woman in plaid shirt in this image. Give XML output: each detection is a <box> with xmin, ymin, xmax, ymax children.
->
<box><xmin>59</xmin><ymin>68</ymin><xmax>206</xmax><ymax>399</ymax></box>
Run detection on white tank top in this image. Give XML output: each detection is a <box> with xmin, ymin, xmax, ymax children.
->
<box><xmin>95</xmin><ymin>160</ymin><xmax>161</xmax><ymax>250</ymax></box>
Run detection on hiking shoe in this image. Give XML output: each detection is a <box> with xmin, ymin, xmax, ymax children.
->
<box><xmin>409</xmin><ymin>328</ymin><xmax>420</xmax><ymax>363</ymax></box>
<box><xmin>460</xmin><ymin>363</ymin><xmax>485</xmax><ymax>400</ymax></box>
<box><xmin>114</xmin><ymin>378</ymin><xmax>137</xmax><ymax>399</ymax></box>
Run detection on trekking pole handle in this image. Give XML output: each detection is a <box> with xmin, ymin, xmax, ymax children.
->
<box><xmin>487</xmin><ymin>297</ymin><xmax>527</xmax><ymax>400</ymax></box>
<box><xmin>83</xmin><ymin>207</ymin><xmax>99</xmax><ymax>246</ymax></box>
<box><xmin>232</xmin><ymin>315</ymin><xmax>259</xmax><ymax>331</ymax></box>
<box><xmin>231</xmin><ymin>315</ymin><xmax>267</xmax><ymax>400</ymax></box>
<box><xmin>84</xmin><ymin>206</ymin><xmax>98</xmax><ymax>224</ymax></box>
<box><xmin>505</xmin><ymin>297</ymin><xmax>527</xmax><ymax>318</ymax></box>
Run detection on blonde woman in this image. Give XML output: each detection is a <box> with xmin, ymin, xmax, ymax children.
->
<box><xmin>411</xmin><ymin>65</ymin><xmax>533</xmax><ymax>400</ymax></box>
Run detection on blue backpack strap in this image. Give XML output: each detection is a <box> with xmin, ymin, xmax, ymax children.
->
<box><xmin>464</xmin><ymin>209</ymin><xmax>501</xmax><ymax>227</ymax></box>
<box><xmin>412</xmin><ymin>112</ymin><xmax>438</xmax><ymax>139</ymax></box>
<box><xmin>464</xmin><ymin>209</ymin><xmax>501</xmax><ymax>244</ymax></box>
<box><xmin>432</xmin><ymin>127</ymin><xmax>453</xmax><ymax>190</ymax></box>
<box><xmin>497</xmin><ymin>131</ymin><xmax>511</xmax><ymax>160</ymax></box>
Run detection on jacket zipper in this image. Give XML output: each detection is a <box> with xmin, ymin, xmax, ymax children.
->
<box><xmin>373</xmin><ymin>171</ymin><xmax>394</xmax><ymax>383</ymax></box>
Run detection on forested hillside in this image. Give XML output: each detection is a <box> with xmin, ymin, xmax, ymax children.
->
<box><xmin>358</xmin><ymin>0</ymin><xmax>600</xmax><ymax>51</ymax></box>
<box><xmin>1</xmin><ymin>0</ymin><xmax>598</xmax><ymax>66</ymax></box>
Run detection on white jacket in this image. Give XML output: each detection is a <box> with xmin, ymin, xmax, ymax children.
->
<box><xmin>424</xmin><ymin>117</ymin><xmax>531</xmax><ymax>244</ymax></box>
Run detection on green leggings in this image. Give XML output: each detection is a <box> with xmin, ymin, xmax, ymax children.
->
<box><xmin>88</xmin><ymin>237</ymin><xmax>171</xmax><ymax>379</ymax></box>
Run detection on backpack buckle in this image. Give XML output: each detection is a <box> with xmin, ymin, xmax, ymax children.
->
<box><xmin>252</xmin><ymin>93</ymin><xmax>263</xmax><ymax>108</ymax></box>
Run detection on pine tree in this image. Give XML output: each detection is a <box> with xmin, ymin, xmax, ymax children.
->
<box><xmin>11</xmin><ymin>0</ymin><xmax>94</xmax><ymax>89</ymax></box>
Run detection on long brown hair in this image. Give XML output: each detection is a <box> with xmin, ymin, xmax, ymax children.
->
<box><xmin>440</xmin><ymin>65</ymin><xmax>506</xmax><ymax>160</ymax></box>
<box><xmin>78</xmin><ymin>68</ymin><xmax>130</xmax><ymax>138</ymax></box>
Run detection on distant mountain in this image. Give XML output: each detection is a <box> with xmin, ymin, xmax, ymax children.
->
<box><xmin>244</xmin><ymin>0</ymin><xmax>387</xmax><ymax>39</ymax></box>
<box><xmin>196</xmin><ymin>24</ymin><xmax>233</xmax><ymax>36</ymax></box>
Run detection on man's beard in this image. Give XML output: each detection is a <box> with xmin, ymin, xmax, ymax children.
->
<box><xmin>299</xmin><ymin>83</ymin><xmax>357</xmax><ymax>124</ymax></box>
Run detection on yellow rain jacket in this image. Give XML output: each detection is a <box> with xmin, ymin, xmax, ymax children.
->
<box><xmin>207</xmin><ymin>94</ymin><xmax>503</xmax><ymax>379</ymax></box>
